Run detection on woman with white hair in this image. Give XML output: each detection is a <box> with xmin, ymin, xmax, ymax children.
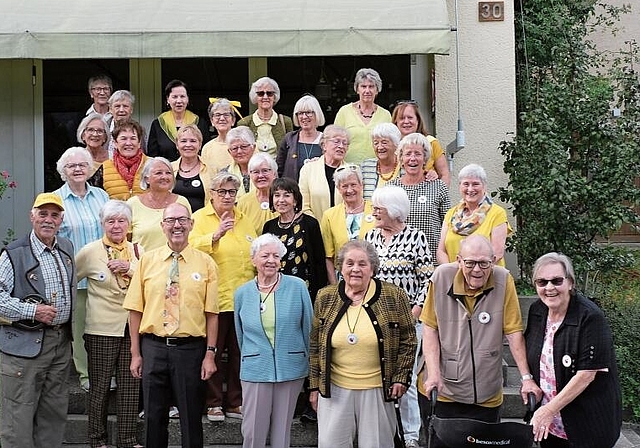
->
<box><xmin>77</xmin><ymin>112</ymin><xmax>111</xmax><ymax>174</ymax></box>
<box><xmin>364</xmin><ymin>185</ymin><xmax>433</xmax><ymax>448</ymax></box>
<box><xmin>237</xmin><ymin>153</ymin><xmax>279</xmax><ymax>234</ymax></box>
<box><xmin>201</xmin><ymin>98</ymin><xmax>238</xmax><ymax>172</ymax></box>
<box><xmin>436</xmin><ymin>163</ymin><xmax>512</xmax><ymax>266</ymax></box>
<box><xmin>107</xmin><ymin>90</ymin><xmax>136</xmax><ymax>155</ymax></box>
<box><xmin>234</xmin><ymin>233</ymin><xmax>313</xmax><ymax>448</ymax></box>
<box><xmin>223</xmin><ymin>126</ymin><xmax>258</xmax><ymax>198</ymax></box>
<box><xmin>320</xmin><ymin>164</ymin><xmax>375</xmax><ymax>284</ymax></box>
<box><xmin>237</xmin><ymin>77</ymin><xmax>293</xmax><ymax>158</ymax></box>
<box><xmin>334</xmin><ymin>68</ymin><xmax>392</xmax><ymax>165</ymax></box>
<box><xmin>53</xmin><ymin>146</ymin><xmax>109</xmax><ymax>391</ymax></box>
<box><xmin>76</xmin><ymin>200</ymin><xmax>143</xmax><ymax>448</ymax></box>
<box><xmin>276</xmin><ymin>94</ymin><xmax>326</xmax><ymax>181</ymax></box>
<box><xmin>361</xmin><ymin>122</ymin><xmax>402</xmax><ymax>199</ymax></box>
<box><xmin>388</xmin><ymin>133</ymin><xmax>450</xmax><ymax>259</ymax></box>
<box><xmin>126</xmin><ymin>157</ymin><xmax>191</xmax><ymax>251</ymax></box>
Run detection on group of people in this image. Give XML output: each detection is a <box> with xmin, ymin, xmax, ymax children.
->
<box><xmin>0</xmin><ymin>69</ymin><xmax>622</xmax><ymax>448</ymax></box>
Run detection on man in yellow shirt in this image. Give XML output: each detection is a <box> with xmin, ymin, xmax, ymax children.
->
<box><xmin>124</xmin><ymin>202</ymin><xmax>219</xmax><ymax>448</ymax></box>
<box><xmin>420</xmin><ymin>235</ymin><xmax>541</xmax><ymax>448</ymax></box>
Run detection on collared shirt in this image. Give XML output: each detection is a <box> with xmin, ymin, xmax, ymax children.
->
<box><xmin>123</xmin><ymin>244</ymin><xmax>219</xmax><ymax>337</ymax></box>
<box><xmin>0</xmin><ymin>232</ymin><xmax>72</xmax><ymax>323</ymax></box>
<box><xmin>54</xmin><ymin>182</ymin><xmax>109</xmax><ymax>289</ymax></box>
<box><xmin>86</xmin><ymin>104</ymin><xmax>113</xmax><ymax>124</ymax></box>
<box><xmin>189</xmin><ymin>203</ymin><xmax>256</xmax><ymax>312</ymax></box>
<box><xmin>251</xmin><ymin>111</ymin><xmax>279</xmax><ymax>158</ymax></box>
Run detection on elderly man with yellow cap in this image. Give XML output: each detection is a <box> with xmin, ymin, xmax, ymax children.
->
<box><xmin>0</xmin><ymin>192</ymin><xmax>76</xmax><ymax>448</ymax></box>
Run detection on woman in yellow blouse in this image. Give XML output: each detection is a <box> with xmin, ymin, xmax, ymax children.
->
<box><xmin>223</xmin><ymin>126</ymin><xmax>257</xmax><ymax>199</ymax></box>
<box><xmin>236</xmin><ymin>153</ymin><xmax>278</xmax><ymax>234</ymax></box>
<box><xmin>189</xmin><ymin>171</ymin><xmax>257</xmax><ymax>422</ymax></box>
<box><xmin>436</xmin><ymin>163</ymin><xmax>512</xmax><ymax>266</ymax></box>
<box><xmin>320</xmin><ymin>164</ymin><xmax>375</xmax><ymax>284</ymax></box>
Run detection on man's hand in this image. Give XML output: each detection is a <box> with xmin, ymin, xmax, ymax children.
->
<box><xmin>521</xmin><ymin>378</ymin><xmax>543</xmax><ymax>403</ymax></box>
<box><xmin>201</xmin><ymin>352</ymin><xmax>217</xmax><ymax>380</ymax></box>
<box><xmin>423</xmin><ymin>373</ymin><xmax>443</xmax><ymax>399</ymax></box>
<box><xmin>34</xmin><ymin>304</ymin><xmax>57</xmax><ymax>325</ymax></box>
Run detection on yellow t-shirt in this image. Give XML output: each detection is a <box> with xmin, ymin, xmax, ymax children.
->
<box><xmin>127</xmin><ymin>195</ymin><xmax>192</xmax><ymax>252</ymax></box>
<box><xmin>189</xmin><ymin>203</ymin><xmax>256</xmax><ymax>311</ymax></box>
<box><xmin>442</xmin><ymin>203</ymin><xmax>513</xmax><ymax>267</ymax></box>
<box><xmin>425</xmin><ymin>136</ymin><xmax>445</xmax><ymax>172</ymax></box>
<box><xmin>334</xmin><ymin>103</ymin><xmax>392</xmax><ymax>165</ymax></box>
<box><xmin>123</xmin><ymin>245</ymin><xmax>219</xmax><ymax>338</ymax></box>
<box><xmin>237</xmin><ymin>192</ymin><xmax>278</xmax><ymax>235</ymax></box>
<box><xmin>201</xmin><ymin>138</ymin><xmax>233</xmax><ymax>173</ymax></box>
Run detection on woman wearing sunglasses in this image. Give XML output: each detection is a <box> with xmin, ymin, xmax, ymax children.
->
<box><xmin>436</xmin><ymin>163</ymin><xmax>511</xmax><ymax>267</ymax></box>
<box><xmin>524</xmin><ymin>252</ymin><xmax>621</xmax><ymax>448</ymax></box>
<box><xmin>238</xmin><ymin>77</ymin><xmax>293</xmax><ymax>159</ymax></box>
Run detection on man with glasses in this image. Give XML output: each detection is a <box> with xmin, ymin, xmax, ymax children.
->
<box><xmin>86</xmin><ymin>74</ymin><xmax>113</xmax><ymax>124</ymax></box>
<box><xmin>124</xmin><ymin>202</ymin><xmax>219</xmax><ymax>448</ymax></box>
<box><xmin>418</xmin><ymin>235</ymin><xmax>541</xmax><ymax>447</ymax></box>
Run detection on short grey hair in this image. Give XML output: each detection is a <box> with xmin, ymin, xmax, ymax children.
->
<box><xmin>320</xmin><ymin>125</ymin><xmax>350</xmax><ymax>147</ymax></box>
<box><xmin>353</xmin><ymin>68</ymin><xmax>383</xmax><ymax>93</ymax></box>
<box><xmin>250</xmin><ymin>233</ymin><xmax>287</xmax><ymax>258</ymax></box>
<box><xmin>532</xmin><ymin>252</ymin><xmax>576</xmax><ymax>288</ymax></box>
<box><xmin>100</xmin><ymin>199</ymin><xmax>132</xmax><ymax>224</ymax></box>
<box><xmin>293</xmin><ymin>95</ymin><xmax>326</xmax><ymax>127</ymax></box>
<box><xmin>248</xmin><ymin>77</ymin><xmax>281</xmax><ymax>104</ymax></box>
<box><xmin>458</xmin><ymin>163</ymin><xmax>488</xmax><ymax>186</ymax></box>
<box><xmin>371</xmin><ymin>123</ymin><xmax>401</xmax><ymax>148</ymax></box>
<box><xmin>336</xmin><ymin>240</ymin><xmax>380</xmax><ymax>275</ymax></box>
<box><xmin>108</xmin><ymin>90</ymin><xmax>135</xmax><ymax>107</ymax></box>
<box><xmin>140</xmin><ymin>157</ymin><xmax>175</xmax><ymax>191</ymax></box>
<box><xmin>397</xmin><ymin>132</ymin><xmax>432</xmax><ymax>161</ymax></box>
<box><xmin>371</xmin><ymin>185</ymin><xmax>410</xmax><ymax>222</ymax></box>
<box><xmin>207</xmin><ymin>98</ymin><xmax>237</xmax><ymax>120</ymax></box>
<box><xmin>56</xmin><ymin>147</ymin><xmax>94</xmax><ymax>182</ymax></box>
<box><xmin>333</xmin><ymin>164</ymin><xmax>363</xmax><ymax>187</ymax></box>
<box><xmin>458</xmin><ymin>235</ymin><xmax>494</xmax><ymax>259</ymax></box>
<box><xmin>77</xmin><ymin>112</ymin><xmax>110</xmax><ymax>147</ymax></box>
<box><xmin>226</xmin><ymin>126</ymin><xmax>255</xmax><ymax>146</ymax></box>
<box><xmin>248</xmin><ymin>153</ymin><xmax>278</xmax><ymax>173</ymax></box>
<box><xmin>209</xmin><ymin>171</ymin><xmax>241</xmax><ymax>191</ymax></box>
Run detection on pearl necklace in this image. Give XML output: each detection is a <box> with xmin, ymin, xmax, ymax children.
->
<box><xmin>346</xmin><ymin>202</ymin><xmax>365</xmax><ymax>214</ymax></box>
<box><xmin>256</xmin><ymin>272</ymin><xmax>280</xmax><ymax>289</ymax></box>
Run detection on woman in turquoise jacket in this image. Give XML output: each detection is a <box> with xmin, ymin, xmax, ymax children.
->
<box><xmin>234</xmin><ymin>233</ymin><xmax>313</xmax><ymax>448</ymax></box>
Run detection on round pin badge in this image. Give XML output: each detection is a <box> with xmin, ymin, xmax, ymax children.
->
<box><xmin>260</xmin><ymin>202</ymin><xmax>270</xmax><ymax>210</ymax></box>
<box><xmin>365</xmin><ymin>214</ymin><xmax>374</xmax><ymax>223</ymax></box>
<box><xmin>562</xmin><ymin>354</ymin><xmax>572</xmax><ymax>367</ymax></box>
<box><xmin>246</xmin><ymin>235</ymin><xmax>254</xmax><ymax>242</ymax></box>
<box><xmin>347</xmin><ymin>333</ymin><xmax>358</xmax><ymax>345</ymax></box>
<box><xmin>478</xmin><ymin>312</ymin><xmax>491</xmax><ymax>324</ymax></box>
<box><xmin>192</xmin><ymin>272</ymin><xmax>201</xmax><ymax>281</ymax></box>
<box><xmin>418</xmin><ymin>195</ymin><xmax>427</xmax><ymax>204</ymax></box>
<box><xmin>98</xmin><ymin>272</ymin><xmax>106</xmax><ymax>282</ymax></box>
<box><xmin>191</xmin><ymin>179</ymin><xmax>201</xmax><ymax>188</ymax></box>
<box><xmin>260</xmin><ymin>302</ymin><xmax>267</xmax><ymax>314</ymax></box>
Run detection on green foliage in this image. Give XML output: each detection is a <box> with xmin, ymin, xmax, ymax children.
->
<box><xmin>597</xmin><ymin>252</ymin><xmax>640</xmax><ymax>421</ymax></box>
<box><xmin>500</xmin><ymin>0</ymin><xmax>640</xmax><ymax>279</ymax></box>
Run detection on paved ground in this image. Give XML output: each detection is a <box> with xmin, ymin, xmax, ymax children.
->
<box><xmin>62</xmin><ymin>424</ymin><xmax>640</xmax><ymax>447</ymax></box>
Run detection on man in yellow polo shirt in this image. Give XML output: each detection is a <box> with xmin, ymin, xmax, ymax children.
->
<box><xmin>124</xmin><ymin>202</ymin><xmax>219</xmax><ymax>448</ymax></box>
<box><xmin>419</xmin><ymin>235</ymin><xmax>541</xmax><ymax>448</ymax></box>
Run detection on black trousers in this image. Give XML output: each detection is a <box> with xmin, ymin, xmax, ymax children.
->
<box><xmin>141</xmin><ymin>335</ymin><xmax>206</xmax><ymax>448</ymax></box>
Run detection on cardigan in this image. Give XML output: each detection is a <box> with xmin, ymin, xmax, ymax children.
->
<box><xmin>298</xmin><ymin>155</ymin><xmax>346</xmax><ymax>219</ymax></box>
<box><xmin>525</xmin><ymin>292</ymin><xmax>622</xmax><ymax>448</ymax></box>
<box><xmin>234</xmin><ymin>275</ymin><xmax>313</xmax><ymax>383</ymax></box>
<box><xmin>309</xmin><ymin>278</ymin><xmax>416</xmax><ymax>400</ymax></box>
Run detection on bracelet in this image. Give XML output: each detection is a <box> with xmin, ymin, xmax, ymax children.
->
<box><xmin>521</xmin><ymin>373</ymin><xmax>534</xmax><ymax>383</ymax></box>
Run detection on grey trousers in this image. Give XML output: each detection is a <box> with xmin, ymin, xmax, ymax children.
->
<box><xmin>0</xmin><ymin>327</ymin><xmax>72</xmax><ymax>448</ymax></box>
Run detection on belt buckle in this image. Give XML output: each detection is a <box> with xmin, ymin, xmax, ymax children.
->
<box><xmin>165</xmin><ymin>337</ymin><xmax>178</xmax><ymax>347</ymax></box>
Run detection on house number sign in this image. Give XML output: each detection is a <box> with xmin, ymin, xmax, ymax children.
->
<box><xmin>478</xmin><ymin>2</ymin><xmax>504</xmax><ymax>22</ymax></box>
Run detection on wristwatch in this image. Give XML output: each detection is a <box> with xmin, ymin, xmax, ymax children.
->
<box><xmin>206</xmin><ymin>346</ymin><xmax>218</xmax><ymax>354</ymax></box>
<box><xmin>521</xmin><ymin>373</ymin><xmax>534</xmax><ymax>383</ymax></box>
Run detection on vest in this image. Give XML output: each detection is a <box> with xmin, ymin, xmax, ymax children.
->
<box><xmin>431</xmin><ymin>263</ymin><xmax>508</xmax><ymax>404</ymax></box>
<box><xmin>102</xmin><ymin>157</ymin><xmax>147</xmax><ymax>200</ymax></box>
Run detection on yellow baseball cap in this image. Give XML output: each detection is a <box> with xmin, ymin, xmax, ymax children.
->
<box><xmin>32</xmin><ymin>193</ymin><xmax>64</xmax><ymax>211</ymax></box>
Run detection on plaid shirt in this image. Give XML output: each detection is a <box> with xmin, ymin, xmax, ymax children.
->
<box><xmin>387</xmin><ymin>178</ymin><xmax>450</xmax><ymax>258</ymax></box>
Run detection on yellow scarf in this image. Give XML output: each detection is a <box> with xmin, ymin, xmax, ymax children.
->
<box><xmin>158</xmin><ymin>110</ymin><xmax>199</xmax><ymax>143</ymax></box>
<box><xmin>103</xmin><ymin>236</ymin><xmax>133</xmax><ymax>289</ymax></box>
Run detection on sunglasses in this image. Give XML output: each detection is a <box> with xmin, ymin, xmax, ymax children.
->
<box><xmin>534</xmin><ymin>277</ymin><xmax>566</xmax><ymax>287</ymax></box>
<box><xmin>335</xmin><ymin>164</ymin><xmax>359</xmax><ymax>173</ymax></box>
<box><xmin>395</xmin><ymin>99</ymin><xmax>419</xmax><ymax>107</ymax></box>
<box><xmin>256</xmin><ymin>91</ymin><xmax>275</xmax><ymax>98</ymax></box>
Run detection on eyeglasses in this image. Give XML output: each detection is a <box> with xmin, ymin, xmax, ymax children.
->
<box><xmin>229</xmin><ymin>143</ymin><xmax>253</xmax><ymax>153</ymax></box>
<box><xmin>462</xmin><ymin>259</ymin><xmax>493</xmax><ymax>269</ymax></box>
<box><xmin>90</xmin><ymin>87</ymin><xmax>111</xmax><ymax>93</ymax></box>
<box><xmin>256</xmin><ymin>91</ymin><xmax>275</xmax><ymax>98</ymax></box>
<box><xmin>249</xmin><ymin>168</ymin><xmax>273</xmax><ymax>175</ymax></box>
<box><xmin>212</xmin><ymin>112</ymin><xmax>232</xmax><ymax>119</ymax></box>
<box><xmin>328</xmin><ymin>138</ymin><xmax>349</xmax><ymax>147</ymax></box>
<box><xmin>162</xmin><ymin>217</ymin><xmax>190</xmax><ymax>225</ymax></box>
<box><xmin>215</xmin><ymin>188</ymin><xmax>238</xmax><ymax>197</ymax></box>
<box><xmin>534</xmin><ymin>277</ymin><xmax>566</xmax><ymax>288</ymax></box>
<box><xmin>395</xmin><ymin>99</ymin><xmax>418</xmax><ymax>107</ymax></box>
<box><xmin>64</xmin><ymin>162</ymin><xmax>90</xmax><ymax>170</ymax></box>
<box><xmin>295</xmin><ymin>111</ymin><xmax>315</xmax><ymax>117</ymax></box>
<box><xmin>335</xmin><ymin>164</ymin><xmax>359</xmax><ymax>173</ymax></box>
<box><xmin>85</xmin><ymin>127</ymin><xmax>106</xmax><ymax>135</ymax></box>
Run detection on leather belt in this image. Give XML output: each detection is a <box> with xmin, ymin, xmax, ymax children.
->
<box><xmin>145</xmin><ymin>334</ymin><xmax>204</xmax><ymax>347</ymax></box>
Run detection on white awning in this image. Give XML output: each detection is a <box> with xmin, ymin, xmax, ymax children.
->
<box><xmin>1</xmin><ymin>0</ymin><xmax>451</xmax><ymax>58</ymax></box>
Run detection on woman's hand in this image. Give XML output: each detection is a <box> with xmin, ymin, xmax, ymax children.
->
<box><xmin>423</xmin><ymin>168</ymin><xmax>439</xmax><ymax>181</ymax></box>
<box><xmin>107</xmin><ymin>259</ymin><xmax>130</xmax><ymax>274</ymax></box>
<box><xmin>389</xmin><ymin>383</ymin><xmax>408</xmax><ymax>400</ymax></box>
<box><xmin>212</xmin><ymin>211</ymin><xmax>234</xmax><ymax>243</ymax></box>
<box><xmin>531</xmin><ymin>405</ymin><xmax>555</xmax><ymax>442</ymax></box>
<box><xmin>309</xmin><ymin>390</ymin><xmax>319</xmax><ymax>412</ymax></box>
